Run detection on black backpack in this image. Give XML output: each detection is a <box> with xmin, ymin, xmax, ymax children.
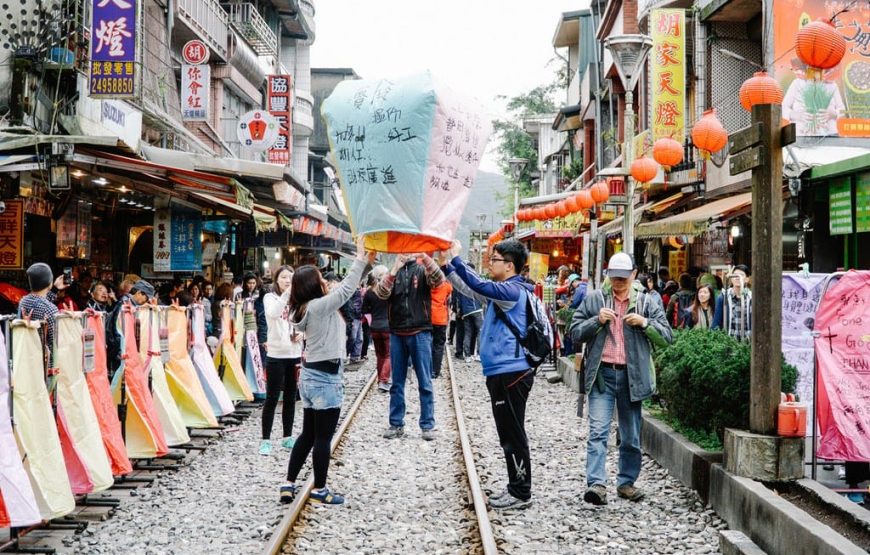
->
<box><xmin>493</xmin><ymin>289</ymin><xmax>553</xmax><ymax>369</ymax></box>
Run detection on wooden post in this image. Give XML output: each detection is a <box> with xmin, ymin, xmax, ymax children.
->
<box><xmin>749</xmin><ymin>103</ymin><xmax>783</xmax><ymax>435</ymax></box>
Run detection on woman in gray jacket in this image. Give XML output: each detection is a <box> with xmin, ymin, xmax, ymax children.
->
<box><xmin>279</xmin><ymin>236</ymin><xmax>374</xmax><ymax>505</ymax></box>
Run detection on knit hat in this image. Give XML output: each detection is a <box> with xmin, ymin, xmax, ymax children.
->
<box><xmin>26</xmin><ymin>263</ymin><xmax>53</xmax><ymax>291</ymax></box>
<box><xmin>131</xmin><ymin>279</ymin><xmax>155</xmax><ymax>298</ymax></box>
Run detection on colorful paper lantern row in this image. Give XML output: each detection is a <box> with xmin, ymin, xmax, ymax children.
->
<box><xmin>516</xmin><ymin>183</ymin><xmax>610</xmax><ymax>222</ymax></box>
<box><xmin>738</xmin><ymin>71</ymin><xmax>783</xmax><ymax>112</ymax></box>
<box><xmin>795</xmin><ymin>20</ymin><xmax>846</xmax><ymax>72</ymax></box>
<box><xmin>630</xmin><ymin>157</ymin><xmax>659</xmax><ymax>184</ymax></box>
<box><xmin>691</xmin><ymin>108</ymin><xmax>728</xmax><ymax>156</ymax></box>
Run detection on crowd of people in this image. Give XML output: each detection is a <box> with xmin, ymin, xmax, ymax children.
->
<box><xmin>15</xmin><ymin>235</ymin><xmax>760</xmax><ymax>511</ymax></box>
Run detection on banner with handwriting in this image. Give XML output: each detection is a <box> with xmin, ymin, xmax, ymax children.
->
<box><xmin>814</xmin><ymin>270</ymin><xmax>870</xmax><ymax>461</ymax></box>
<box><xmin>322</xmin><ymin>72</ymin><xmax>491</xmax><ymax>253</ymax></box>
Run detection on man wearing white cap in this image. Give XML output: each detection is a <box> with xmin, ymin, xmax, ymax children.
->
<box><xmin>568</xmin><ymin>252</ymin><xmax>672</xmax><ymax>505</ymax></box>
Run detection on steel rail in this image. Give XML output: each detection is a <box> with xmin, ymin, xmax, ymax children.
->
<box><xmin>262</xmin><ymin>368</ymin><xmax>378</xmax><ymax>555</ymax></box>
<box><xmin>446</xmin><ymin>352</ymin><xmax>499</xmax><ymax>555</ymax></box>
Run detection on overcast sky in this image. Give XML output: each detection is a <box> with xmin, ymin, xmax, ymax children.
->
<box><xmin>311</xmin><ymin>0</ymin><xmax>588</xmax><ymax>172</ymax></box>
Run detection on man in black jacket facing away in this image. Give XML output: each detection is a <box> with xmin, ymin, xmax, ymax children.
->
<box><xmin>106</xmin><ymin>279</ymin><xmax>155</xmax><ymax>378</ymax></box>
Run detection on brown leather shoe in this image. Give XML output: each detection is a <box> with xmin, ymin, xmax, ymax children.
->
<box><xmin>617</xmin><ymin>484</ymin><xmax>645</xmax><ymax>501</ymax></box>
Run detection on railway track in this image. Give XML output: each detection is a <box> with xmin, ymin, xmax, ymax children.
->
<box><xmin>265</xmin><ymin>351</ymin><xmax>499</xmax><ymax>555</ymax></box>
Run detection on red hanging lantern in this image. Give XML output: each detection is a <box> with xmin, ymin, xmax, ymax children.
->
<box><xmin>691</xmin><ymin>108</ymin><xmax>728</xmax><ymax>156</ymax></box>
<box><xmin>591</xmin><ymin>181</ymin><xmax>610</xmax><ymax>204</ymax></box>
<box><xmin>544</xmin><ymin>204</ymin><xmax>557</xmax><ymax>219</ymax></box>
<box><xmin>796</xmin><ymin>20</ymin><xmax>846</xmax><ymax>71</ymax></box>
<box><xmin>534</xmin><ymin>207</ymin><xmax>545</xmax><ymax>220</ymax></box>
<box><xmin>577</xmin><ymin>190</ymin><xmax>594</xmax><ymax>210</ymax></box>
<box><xmin>630</xmin><ymin>157</ymin><xmax>659</xmax><ymax>184</ymax></box>
<box><xmin>518</xmin><ymin>210</ymin><xmax>527</xmax><ymax>222</ymax></box>
<box><xmin>555</xmin><ymin>200</ymin><xmax>569</xmax><ymax>217</ymax></box>
<box><xmin>739</xmin><ymin>71</ymin><xmax>783</xmax><ymax>112</ymax></box>
<box><xmin>565</xmin><ymin>194</ymin><xmax>580</xmax><ymax>212</ymax></box>
<box><xmin>652</xmin><ymin>138</ymin><xmax>684</xmax><ymax>169</ymax></box>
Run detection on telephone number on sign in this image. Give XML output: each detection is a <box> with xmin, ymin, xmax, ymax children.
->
<box><xmin>90</xmin><ymin>77</ymin><xmax>135</xmax><ymax>95</ymax></box>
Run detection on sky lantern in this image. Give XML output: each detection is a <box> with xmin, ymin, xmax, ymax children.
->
<box><xmin>795</xmin><ymin>20</ymin><xmax>846</xmax><ymax>75</ymax></box>
<box><xmin>630</xmin><ymin>157</ymin><xmax>659</xmax><ymax>184</ymax></box>
<box><xmin>691</xmin><ymin>109</ymin><xmax>728</xmax><ymax>156</ymax></box>
<box><xmin>739</xmin><ymin>71</ymin><xmax>783</xmax><ymax>111</ymax></box>
<box><xmin>321</xmin><ymin>72</ymin><xmax>492</xmax><ymax>253</ymax></box>
<box><xmin>652</xmin><ymin>137</ymin><xmax>684</xmax><ymax>169</ymax></box>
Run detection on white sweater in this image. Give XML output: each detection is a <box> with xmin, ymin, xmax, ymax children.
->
<box><xmin>263</xmin><ymin>290</ymin><xmax>303</xmax><ymax>359</ymax></box>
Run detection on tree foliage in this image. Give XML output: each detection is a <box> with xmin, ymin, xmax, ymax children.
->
<box><xmin>492</xmin><ymin>83</ymin><xmax>559</xmax><ymax>216</ymax></box>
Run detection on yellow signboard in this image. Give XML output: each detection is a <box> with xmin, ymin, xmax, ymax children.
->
<box><xmin>528</xmin><ymin>253</ymin><xmax>550</xmax><ymax>283</ymax></box>
<box><xmin>651</xmin><ymin>9</ymin><xmax>686</xmax><ymax>141</ymax></box>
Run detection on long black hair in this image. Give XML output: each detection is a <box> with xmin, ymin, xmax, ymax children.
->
<box><xmin>271</xmin><ymin>265</ymin><xmax>295</xmax><ymax>296</ymax></box>
<box><xmin>288</xmin><ymin>265</ymin><xmax>325</xmax><ymax>323</ymax></box>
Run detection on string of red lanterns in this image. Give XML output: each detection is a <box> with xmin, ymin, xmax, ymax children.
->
<box><xmin>515</xmin><ymin>182</ymin><xmax>612</xmax><ymax>222</ymax></box>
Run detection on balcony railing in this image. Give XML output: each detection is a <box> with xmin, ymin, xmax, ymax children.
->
<box><xmin>176</xmin><ymin>0</ymin><xmax>229</xmax><ymax>61</ymax></box>
<box><xmin>222</xmin><ymin>2</ymin><xmax>277</xmax><ymax>57</ymax></box>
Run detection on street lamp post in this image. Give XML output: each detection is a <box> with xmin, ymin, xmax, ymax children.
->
<box><xmin>508</xmin><ymin>158</ymin><xmax>528</xmax><ymax>230</ymax></box>
<box><xmin>603</xmin><ymin>35</ymin><xmax>653</xmax><ymax>258</ymax></box>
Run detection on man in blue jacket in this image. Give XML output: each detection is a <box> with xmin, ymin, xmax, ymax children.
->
<box><xmin>440</xmin><ymin>239</ymin><xmax>535</xmax><ymax>510</ymax></box>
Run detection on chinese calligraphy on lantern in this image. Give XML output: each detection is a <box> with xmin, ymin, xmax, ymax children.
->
<box><xmin>266</xmin><ymin>75</ymin><xmax>292</xmax><ymax>165</ymax></box>
<box><xmin>651</xmin><ymin>9</ymin><xmax>685</xmax><ymax>141</ymax></box>
<box><xmin>89</xmin><ymin>0</ymin><xmax>137</xmax><ymax>98</ymax></box>
<box><xmin>0</xmin><ymin>200</ymin><xmax>23</xmax><ymax>269</ymax></box>
<box><xmin>181</xmin><ymin>63</ymin><xmax>209</xmax><ymax>121</ymax></box>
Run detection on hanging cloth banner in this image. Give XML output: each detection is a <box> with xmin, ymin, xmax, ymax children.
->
<box><xmin>781</xmin><ymin>273</ymin><xmax>828</xmax><ymax>435</ymax></box>
<box><xmin>137</xmin><ymin>305</ymin><xmax>190</xmax><ymax>446</ymax></box>
<box><xmin>242</xmin><ymin>299</ymin><xmax>267</xmax><ymax>396</ymax></box>
<box><xmin>189</xmin><ymin>305</ymin><xmax>234</xmax><ymax>416</ymax></box>
<box><xmin>214</xmin><ymin>301</ymin><xmax>254</xmax><ymax>402</ymax></box>
<box><xmin>110</xmin><ymin>305</ymin><xmax>169</xmax><ymax>459</ymax></box>
<box><xmin>83</xmin><ymin>311</ymin><xmax>132</xmax><ymax>476</ymax></box>
<box><xmin>233</xmin><ymin>300</ymin><xmax>245</xmax><ymax>355</ymax></box>
<box><xmin>322</xmin><ymin>72</ymin><xmax>492</xmax><ymax>253</ymax></box>
<box><xmin>11</xmin><ymin>319</ymin><xmax>74</xmax><ymax>520</ymax></box>
<box><xmin>55</xmin><ymin>313</ymin><xmax>113</xmax><ymax>493</ymax></box>
<box><xmin>0</xmin><ymin>322</ymin><xmax>40</xmax><ymax>527</ymax></box>
<box><xmin>814</xmin><ymin>270</ymin><xmax>870</xmax><ymax>461</ymax></box>
<box><xmin>164</xmin><ymin>306</ymin><xmax>218</xmax><ymax>428</ymax></box>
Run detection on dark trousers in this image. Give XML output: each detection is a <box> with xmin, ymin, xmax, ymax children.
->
<box><xmin>448</xmin><ymin>319</ymin><xmax>457</xmax><ymax>344</ymax></box>
<box><xmin>463</xmin><ymin>312</ymin><xmax>483</xmax><ymax>357</ymax></box>
<box><xmin>453</xmin><ymin>318</ymin><xmax>466</xmax><ymax>358</ymax></box>
<box><xmin>431</xmin><ymin>324</ymin><xmax>447</xmax><ymax>377</ymax></box>
<box><xmin>487</xmin><ymin>370</ymin><xmax>534</xmax><ymax>500</ymax></box>
<box><xmin>361</xmin><ymin>319</ymin><xmax>371</xmax><ymax>358</ymax></box>
<box><xmin>262</xmin><ymin>357</ymin><xmax>300</xmax><ymax>440</ymax></box>
<box><xmin>286</xmin><ymin>407</ymin><xmax>341</xmax><ymax>489</ymax></box>
<box><xmin>371</xmin><ymin>331</ymin><xmax>391</xmax><ymax>384</ymax></box>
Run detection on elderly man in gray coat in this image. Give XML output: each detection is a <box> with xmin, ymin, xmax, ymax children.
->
<box><xmin>569</xmin><ymin>252</ymin><xmax>672</xmax><ymax>505</ymax></box>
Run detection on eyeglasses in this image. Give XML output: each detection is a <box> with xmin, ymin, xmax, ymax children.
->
<box><xmin>489</xmin><ymin>257</ymin><xmax>507</xmax><ymax>264</ymax></box>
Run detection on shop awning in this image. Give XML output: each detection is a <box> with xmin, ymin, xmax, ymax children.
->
<box><xmin>0</xmin><ymin>132</ymin><xmax>120</xmax><ymax>152</ymax></box>
<box><xmin>597</xmin><ymin>202</ymin><xmax>654</xmax><ymax>238</ymax></box>
<box><xmin>635</xmin><ymin>192</ymin><xmax>752</xmax><ymax>238</ymax></box>
<box><xmin>141</xmin><ymin>144</ymin><xmax>309</xmax><ymax>193</ymax></box>
<box><xmin>647</xmin><ymin>192</ymin><xmax>687</xmax><ymax>216</ymax></box>
<box><xmin>187</xmin><ymin>191</ymin><xmax>253</xmax><ymax>221</ymax></box>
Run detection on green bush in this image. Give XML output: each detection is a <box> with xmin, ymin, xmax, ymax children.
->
<box><xmin>655</xmin><ymin>328</ymin><xmax>797</xmax><ymax>440</ymax></box>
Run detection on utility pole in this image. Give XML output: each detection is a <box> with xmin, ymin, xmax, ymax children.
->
<box><xmin>508</xmin><ymin>158</ymin><xmax>528</xmax><ymax>230</ymax></box>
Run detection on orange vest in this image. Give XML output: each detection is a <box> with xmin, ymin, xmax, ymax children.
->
<box><xmin>430</xmin><ymin>281</ymin><xmax>453</xmax><ymax>326</ymax></box>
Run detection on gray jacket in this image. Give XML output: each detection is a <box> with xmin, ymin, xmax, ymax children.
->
<box><xmin>568</xmin><ymin>282</ymin><xmax>672</xmax><ymax>401</ymax></box>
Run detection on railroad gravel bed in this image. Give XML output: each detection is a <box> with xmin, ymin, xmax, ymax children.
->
<box><xmin>451</xmin><ymin>358</ymin><xmax>728</xmax><ymax>555</ymax></box>
<box><xmin>284</xmin><ymin>359</ymin><xmax>477</xmax><ymax>554</ymax></box>
<box><xmin>64</xmin><ymin>367</ymin><xmax>373</xmax><ymax>555</ymax></box>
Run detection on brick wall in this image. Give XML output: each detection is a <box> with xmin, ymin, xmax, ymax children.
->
<box><xmin>623</xmin><ymin>0</ymin><xmax>638</xmax><ymax>33</ymax></box>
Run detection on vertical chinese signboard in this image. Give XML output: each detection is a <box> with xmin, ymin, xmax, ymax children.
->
<box><xmin>829</xmin><ymin>179</ymin><xmax>853</xmax><ymax>235</ymax></box>
<box><xmin>181</xmin><ymin>40</ymin><xmax>210</xmax><ymax>121</ymax></box>
<box><xmin>153</xmin><ymin>208</ymin><xmax>202</xmax><ymax>272</ymax></box>
<box><xmin>0</xmin><ymin>200</ymin><xmax>23</xmax><ymax>269</ymax></box>
<box><xmin>774</xmin><ymin>0</ymin><xmax>870</xmax><ymax>137</ymax></box>
<box><xmin>89</xmin><ymin>0</ymin><xmax>138</xmax><ymax>98</ymax></box>
<box><xmin>266</xmin><ymin>75</ymin><xmax>292</xmax><ymax>165</ymax></box>
<box><xmin>153</xmin><ymin>209</ymin><xmax>171</xmax><ymax>272</ymax></box>
<box><xmin>651</xmin><ymin>9</ymin><xmax>685</xmax><ymax>141</ymax></box>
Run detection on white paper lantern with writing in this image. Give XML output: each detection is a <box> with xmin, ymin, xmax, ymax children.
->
<box><xmin>321</xmin><ymin>72</ymin><xmax>492</xmax><ymax>252</ymax></box>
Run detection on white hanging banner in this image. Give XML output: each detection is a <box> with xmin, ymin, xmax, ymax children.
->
<box><xmin>181</xmin><ymin>63</ymin><xmax>210</xmax><ymax>122</ymax></box>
